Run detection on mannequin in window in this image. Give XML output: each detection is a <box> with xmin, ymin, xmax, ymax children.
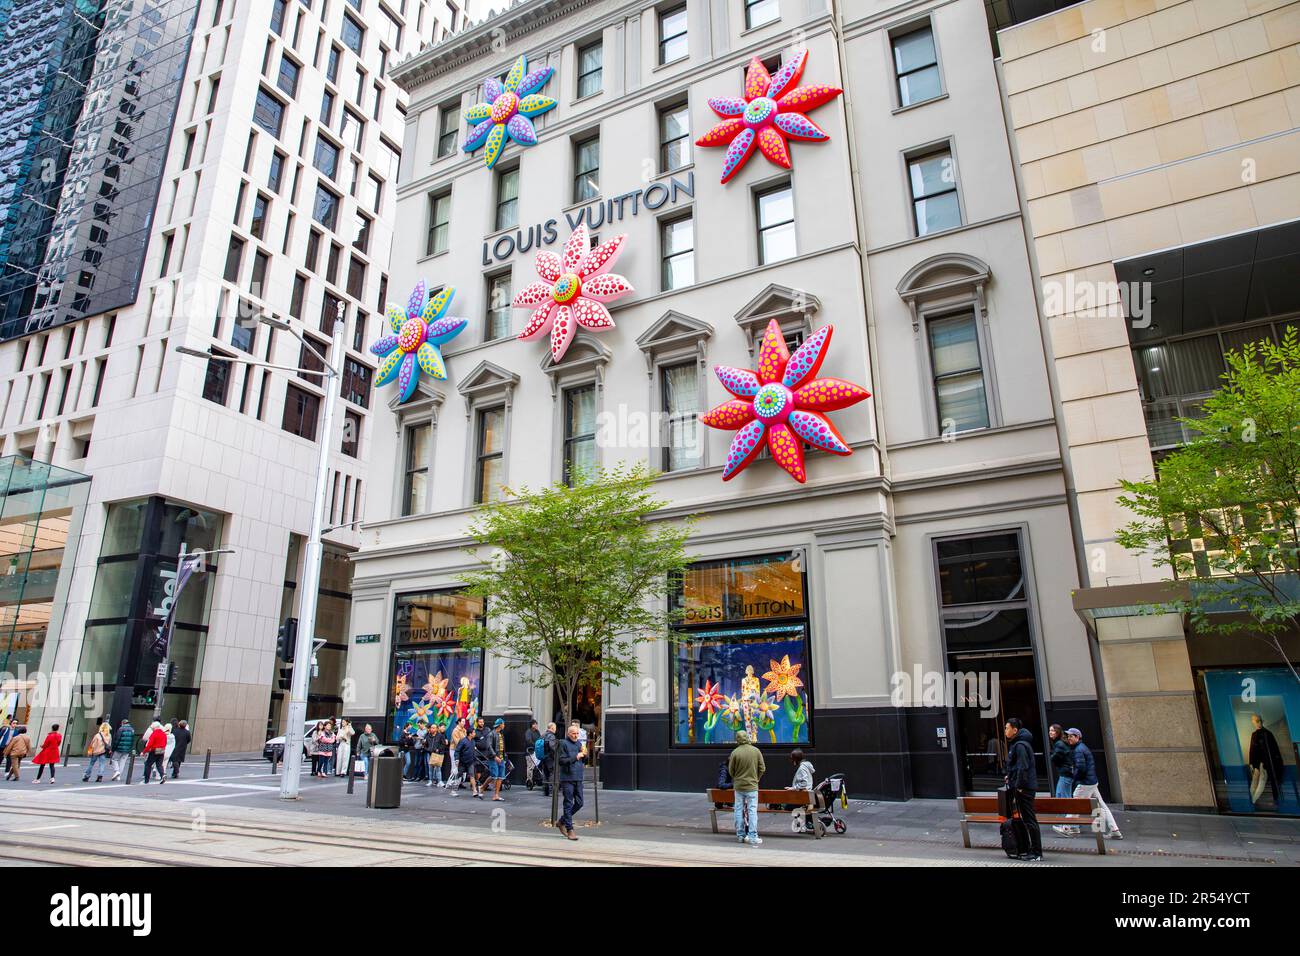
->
<box><xmin>1248</xmin><ymin>713</ymin><xmax>1284</xmax><ymax>806</ymax></box>
<box><xmin>740</xmin><ymin>665</ymin><xmax>761</xmax><ymax>741</ymax></box>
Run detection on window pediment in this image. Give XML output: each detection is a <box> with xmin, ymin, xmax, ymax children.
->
<box><xmin>455</xmin><ymin>359</ymin><xmax>520</xmax><ymax>411</ymax></box>
<box><xmin>896</xmin><ymin>253</ymin><xmax>991</xmax><ymax>332</ymax></box>
<box><xmin>733</xmin><ymin>283</ymin><xmax>820</xmax><ymax>355</ymax></box>
<box><xmin>539</xmin><ymin>332</ymin><xmax>612</xmax><ymax>395</ymax></box>
<box><xmin>636</xmin><ymin>310</ymin><xmax>712</xmax><ymax>373</ymax></box>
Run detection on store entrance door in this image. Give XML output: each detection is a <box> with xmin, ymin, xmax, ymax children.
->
<box><xmin>553</xmin><ymin>668</ymin><xmax>602</xmax><ymax>749</ymax></box>
<box><xmin>948</xmin><ymin>650</ymin><xmax>1045</xmax><ymax>793</ymax></box>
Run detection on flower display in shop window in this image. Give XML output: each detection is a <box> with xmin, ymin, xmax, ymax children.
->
<box><xmin>695</xmin><ymin>48</ymin><xmax>842</xmax><ymax>184</ymax></box>
<box><xmin>370</xmin><ymin>281</ymin><xmax>467</xmax><ymax>403</ymax></box>
<box><xmin>513</xmin><ymin>224</ymin><xmax>633</xmax><ymax>362</ymax></box>
<box><xmin>762</xmin><ymin>654</ymin><xmax>804</xmax><ymax>702</ymax></box>
<box><xmin>462</xmin><ymin>54</ymin><xmax>557</xmax><ymax>168</ymax></box>
<box><xmin>701</xmin><ymin>318</ymin><xmax>870</xmax><ymax>483</ymax></box>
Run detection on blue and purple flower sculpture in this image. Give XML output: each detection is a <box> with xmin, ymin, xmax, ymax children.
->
<box><xmin>462</xmin><ymin>54</ymin><xmax>557</xmax><ymax>168</ymax></box>
<box><xmin>370</xmin><ymin>281</ymin><xmax>467</xmax><ymax>403</ymax></box>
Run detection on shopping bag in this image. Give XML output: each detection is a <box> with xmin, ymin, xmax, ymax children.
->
<box><xmin>997</xmin><ymin>786</ymin><xmax>1015</xmax><ymax>819</ymax></box>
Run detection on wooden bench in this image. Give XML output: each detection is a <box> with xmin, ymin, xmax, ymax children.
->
<box><xmin>708</xmin><ymin>788</ymin><xmax>821</xmax><ymax>838</ymax></box>
<box><xmin>958</xmin><ymin>795</ymin><xmax>1106</xmax><ymax>855</ymax></box>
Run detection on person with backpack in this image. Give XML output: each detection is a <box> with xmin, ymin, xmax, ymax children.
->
<box><xmin>542</xmin><ymin>722</ymin><xmax>558</xmax><ymax>797</ymax></box>
<box><xmin>727</xmin><ymin>730</ymin><xmax>766</xmax><ymax>847</ymax></box>
<box><xmin>524</xmin><ymin>719</ymin><xmax>541</xmax><ymax>785</ymax></box>
<box><xmin>1048</xmin><ymin>723</ymin><xmax>1074</xmax><ymax>798</ymax></box>
<box><xmin>452</xmin><ymin>726</ymin><xmax>479</xmax><ymax>798</ymax></box>
<box><xmin>1002</xmin><ymin>717</ymin><xmax>1041</xmax><ymax>861</ymax></box>
<box><xmin>83</xmin><ymin>722</ymin><xmax>113</xmax><ymax>782</ymax></box>
<box><xmin>110</xmin><ymin>719</ymin><xmax>135</xmax><ymax>781</ymax></box>
<box><xmin>1057</xmin><ymin>728</ymin><xmax>1122</xmax><ymax>840</ymax></box>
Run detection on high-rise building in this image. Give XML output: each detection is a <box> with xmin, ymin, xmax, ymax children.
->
<box><xmin>0</xmin><ymin>0</ymin><xmax>493</xmax><ymax>754</ymax></box>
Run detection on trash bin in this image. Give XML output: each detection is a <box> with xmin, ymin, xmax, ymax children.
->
<box><xmin>367</xmin><ymin>747</ymin><xmax>402</xmax><ymax>809</ymax></box>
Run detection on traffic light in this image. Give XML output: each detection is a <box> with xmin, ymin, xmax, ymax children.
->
<box><xmin>276</xmin><ymin>617</ymin><xmax>298</xmax><ymax>662</ymax></box>
<box><xmin>277</xmin><ymin>667</ymin><xmax>292</xmax><ymax>691</ymax></box>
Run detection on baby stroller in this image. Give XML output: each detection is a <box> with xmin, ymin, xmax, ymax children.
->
<box><xmin>790</xmin><ymin>773</ymin><xmax>849</xmax><ymax>835</ymax></box>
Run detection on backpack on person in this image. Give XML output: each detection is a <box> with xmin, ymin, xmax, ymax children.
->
<box><xmin>533</xmin><ymin>737</ymin><xmax>545</xmax><ymax>762</ymax></box>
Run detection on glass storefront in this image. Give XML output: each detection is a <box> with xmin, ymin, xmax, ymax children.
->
<box><xmin>669</xmin><ymin>553</ymin><xmax>812</xmax><ymax>746</ymax></box>
<box><xmin>388</xmin><ymin>590</ymin><xmax>484</xmax><ymax>741</ymax></box>
<box><xmin>1199</xmin><ymin>667</ymin><xmax>1300</xmax><ymax>816</ymax></box>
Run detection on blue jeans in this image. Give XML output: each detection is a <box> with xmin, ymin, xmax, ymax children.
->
<box><xmin>1054</xmin><ymin>775</ymin><xmax>1074</xmax><ymax>798</ymax></box>
<box><xmin>360</xmin><ymin>755</ymin><xmax>370</xmax><ymax>776</ymax></box>
<box><xmin>320</xmin><ymin>755</ymin><xmax>335</xmax><ymax>775</ymax></box>
<box><xmin>733</xmin><ymin>789</ymin><xmax>759</xmax><ymax>841</ymax></box>
<box><xmin>83</xmin><ymin>754</ymin><xmax>108</xmax><ymax>780</ymax></box>
<box><xmin>560</xmin><ymin>780</ymin><xmax>584</xmax><ymax>831</ymax></box>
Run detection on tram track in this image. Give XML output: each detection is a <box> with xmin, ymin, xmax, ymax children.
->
<box><xmin>0</xmin><ymin>801</ymin><xmax>740</xmax><ymax>867</ymax></box>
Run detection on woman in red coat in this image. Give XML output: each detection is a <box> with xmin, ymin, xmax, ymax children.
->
<box><xmin>32</xmin><ymin>723</ymin><xmax>62</xmax><ymax>784</ymax></box>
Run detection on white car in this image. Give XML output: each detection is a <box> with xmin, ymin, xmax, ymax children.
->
<box><xmin>263</xmin><ymin>720</ymin><xmax>332</xmax><ymax>761</ymax></box>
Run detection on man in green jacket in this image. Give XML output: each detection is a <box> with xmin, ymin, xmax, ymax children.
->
<box><xmin>727</xmin><ymin>731</ymin><xmax>766</xmax><ymax>846</ymax></box>
<box><xmin>110</xmin><ymin>720</ymin><xmax>135</xmax><ymax>781</ymax></box>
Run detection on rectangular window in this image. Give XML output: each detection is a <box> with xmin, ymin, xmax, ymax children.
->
<box><xmin>223</xmin><ymin>236</ymin><xmax>244</xmax><ymax>283</ymax></box>
<box><xmin>320</xmin><ymin>88</ymin><xmax>335</xmax><ymax>126</ymax></box>
<box><xmin>250</xmin><ymin>250</ymin><xmax>270</xmax><ymax>296</ymax></box>
<box><xmin>669</xmin><ymin>552</ymin><xmax>810</xmax><ymax>746</ymax></box>
<box><xmin>495</xmin><ymin>167</ymin><xmax>519</xmax><ymax>231</ymax></box>
<box><xmin>282</xmin><ymin>384</ymin><xmax>321</xmax><ymax>440</ymax></box>
<box><xmin>202</xmin><ymin>352</ymin><xmax>232</xmax><ymax>404</ymax></box>
<box><xmin>269</xmin><ymin>150</ymin><xmax>287</xmax><ymax>192</ymax></box>
<box><xmin>908</xmin><ymin>147</ymin><xmax>960</xmax><ymax>235</ymax></box>
<box><xmin>353</xmin><ymin>211</ymin><xmax>372</xmax><ymax>252</ymax></box>
<box><xmin>928</xmin><ymin>310</ymin><xmax>989</xmax><ymax>431</ymax></box>
<box><xmin>305</xmin><ymin>229</ymin><xmax>322</xmax><ymax>272</ymax></box>
<box><xmin>290</xmin><ymin>273</ymin><xmax>307</xmax><ymax>319</ymax></box>
<box><xmin>341</xmin><ymin>107</ymin><xmax>366</xmax><ymax>152</ymax></box>
<box><xmin>402</xmin><ymin>422</ymin><xmax>430</xmax><ymax>516</ymax></box>
<box><xmin>346</xmin><ymin>256</ymin><xmax>366</xmax><ymax>300</ymax></box>
<box><xmin>437</xmin><ymin>102</ymin><xmax>460</xmax><ymax>157</ymax></box>
<box><xmin>662</xmin><ymin>361</ymin><xmax>700</xmax><ymax>471</ymax></box>
<box><xmin>893</xmin><ymin>25</ymin><xmax>941</xmax><ymax>108</ymax></box>
<box><xmin>756</xmin><ymin>183</ymin><xmax>795</xmax><ymax>264</ymax></box>
<box><xmin>326</xmin><ymin>45</ymin><xmax>341</xmax><ymax>83</ymax></box>
<box><xmin>313</xmin><ymin>183</ymin><xmax>340</xmax><ymax>231</ymax></box>
<box><xmin>341</xmin><ymin>12</ymin><xmax>364</xmax><ymax>54</ymax></box>
<box><xmin>313</xmin><ymin>136</ymin><xmax>340</xmax><ymax>180</ymax></box>
<box><xmin>343</xmin><ymin>409</ymin><xmax>361</xmax><ymax>458</ymax></box>
<box><xmin>660</xmin><ymin>214</ymin><xmax>695</xmax><ymax>290</ymax></box>
<box><xmin>659</xmin><ymin>101</ymin><xmax>690</xmax><ymax>173</ymax></box>
<box><xmin>342</xmin><ymin>357</ymin><xmax>371</xmax><ymax>408</ymax></box>
<box><xmin>277</xmin><ymin>55</ymin><xmax>301</xmax><ymax>97</ymax></box>
<box><xmin>573</xmin><ymin>136</ymin><xmax>599</xmax><ymax>203</ymax></box>
<box><xmin>250</xmin><ymin>194</ymin><xmax>269</xmax><ymax>239</ymax></box>
<box><xmin>253</xmin><ymin>88</ymin><xmax>285</xmax><ymax>138</ymax></box>
<box><xmin>577</xmin><ymin>40</ymin><xmax>602</xmax><ymax>98</ymax></box>
<box><xmin>744</xmin><ymin>0</ymin><xmax>779</xmax><ymax>29</ymax></box>
<box><xmin>271</xmin><ymin>0</ymin><xmax>287</xmax><ymax>34</ymax></box>
<box><xmin>485</xmin><ymin>271</ymin><xmax>512</xmax><ymax>340</ymax></box>
<box><xmin>659</xmin><ymin>5</ymin><xmax>688</xmax><ymax>64</ymax></box>
<box><xmin>426</xmin><ymin>191</ymin><xmax>451</xmax><ymax>256</ymax></box>
<box><xmin>563</xmin><ymin>384</ymin><xmax>597</xmax><ymax>486</ymax></box>
<box><xmin>475</xmin><ymin>406</ymin><xmax>505</xmax><ymax>504</ymax></box>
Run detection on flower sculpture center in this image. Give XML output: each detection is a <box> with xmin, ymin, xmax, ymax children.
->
<box><xmin>743</xmin><ymin>96</ymin><xmax>777</xmax><ymax>128</ymax></box>
<box><xmin>753</xmin><ymin>382</ymin><xmax>791</xmax><ymax>422</ymax></box>
<box><xmin>398</xmin><ymin>316</ymin><xmax>427</xmax><ymax>352</ymax></box>
<box><xmin>490</xmin><ymin>91</ymin><xmax>519</xmax><ymax>124</ymax></box>
<box><xmin>552</xmin><ymin>272</ymin><xmax>581</xmax><ymax>303</ymax></box>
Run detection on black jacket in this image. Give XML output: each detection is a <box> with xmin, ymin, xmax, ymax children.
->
<box><xmin>1249</xmin><ymin>727</ymin><xmax>1283</xmax><ymax>774</ymax></box>
<box><xmin>454</xmin><ymin>736</ymin><xmax>476</xmax><ymax>767</ymax></box>
<box><xmin>524</xmin><ymin>727</ymin><xmax>540</xmax><ymax>754</ymax></box>
<box><xmin>1049</xmin><ymin>738</ymin><xmax>1072</xmax><ymax>778</ymax></box>
<box><xmin>1004</xmin><ymin>728</ymin><xmax>1037</xmax><ymax>791</ymax></box>
<box><xmin>557</xmin><ymin>737</ymin><xmax>586</xmax><ymax>783</ymax></box>
<box><xmin>542</xmin><ymin>730</ymin><xmax>557</xmax><ymax>767</ymax></box>
<box><xmin>171</xmin><ymin>727</ymin><xmax>192</xmax><ymax>760</ymax></box>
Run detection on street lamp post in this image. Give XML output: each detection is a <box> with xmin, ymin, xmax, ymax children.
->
<box><xmin>176</xmin><ymin>301</ymin><xmax>348</xmax><ymax>800</ymax></box>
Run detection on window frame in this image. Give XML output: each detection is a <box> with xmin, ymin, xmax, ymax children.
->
<box><xmin>576</xmin><ymin>39</ymin><xmax>603</xmax><ymax>99</ymax></box>
<box><xmin>906</xmin><ymin>142</ymin><xmax>963</xmax><ymax>238</ymax></box>
<box><xmin>890</xmin><ymin>19</ymin><xmax>944</xmax><ymax>110</ymax></box>
<box><xmin>754</xmin><ymin>180</ymin><xmax>796</xmax><ymax>265</ymax></box>
<box><xmin>658</xmin><ymin>4</ymin><xmax>689</xmax><ymax>65</ymax></box>
<box><xmin>572</xmin><ymin>134</ymin><xmax>600</xmax><ymax>204</ymax></box>
<box><xmin>425</xmin><ymin>189</ymin><xmax>452</xmax><ymax>257</ymax></box>
<box><xmin>474</xmin><ymin>404</ymin><xmax>507</xmax><ymax>505</ymax></box>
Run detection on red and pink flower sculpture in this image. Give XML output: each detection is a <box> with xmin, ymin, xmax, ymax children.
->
<box><xmin>512</xmin><ymin>224</ymin><xmax>633</xmax><ymax>362</ymax></box>
<box><xmin>695</xmin><ymin>48</ymin><xmax>842</xmax><ymax>184</ymax></box>
<box><xmin>702</xmin><ymin>319</ymin><xmax>870</xmax><ymax>483</ymax></box>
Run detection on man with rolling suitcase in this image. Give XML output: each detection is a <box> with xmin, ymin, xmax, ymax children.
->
<box><xmin>1001</xmin><ymin>717</ymin><xmax>1042</xmax><ymax>861</ymax></box>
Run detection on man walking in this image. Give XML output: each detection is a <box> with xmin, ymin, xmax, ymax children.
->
<box><xmin>1003</xmin><ymin>717</ymin><xmax>1042</xmax><ymax>861</ymax></box>
<box><xmin>556</xmin><ymin>723</ymin><xmax>587</xmax><ymax>840</ymax></box>
<box><xmin>169</xmin><ymin>720</ymin><xmax>192</xmax><ymax>778</ymax></box>
<box><xmin>727</xmin><ymin>730</ymin><xmax>766</xmax><ymax>847</ymax></box>
<box><xmin>110</xmin><ymin>719</ymin><xmax>135</xmax><ymax>781</ymax></box>
<box><xmin>1056</xmin><ymin>728</ymin><xmax>1122</xmax><ymax>840</ymax></box>
<box><xmin>0</xmin><ymin>718</ymin><xmax>17</xmax><ymax>778</ymax></box>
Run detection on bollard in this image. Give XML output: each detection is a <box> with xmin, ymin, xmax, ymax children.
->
<box><xmin>202</xmin><ymin>749</ymin><xmax>212</xmax><ymax>779</ymax></box>
<box><xmin>592</xmin><ymin>749</ymin><xmax>599</xmax><ymax>825</ymax></box>
<box><xmin>346</xmin><ymin>751</ymin><xmax>356</xmax><ymax>795</ymax></box>
<box><xmin>125</xmin><ymin>751</ymin><xmax>136</xmax><ymax>785</ymax></box>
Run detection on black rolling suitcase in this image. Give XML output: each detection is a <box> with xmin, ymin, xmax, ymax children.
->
<box><xmin>1000</xmin><ymin>818</ymin><xmax>1028</xmax><ymax>858</ymax></box>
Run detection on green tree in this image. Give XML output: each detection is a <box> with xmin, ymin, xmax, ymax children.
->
<box><xmin>1116</xmin><ymin>327</ymin><xmax>1300</xmax><ymax>684</ymax></box>
<box><xmin>457</xmin><ymin>462</ymin><xmax>697</xmax><ymax>753</ymax></box>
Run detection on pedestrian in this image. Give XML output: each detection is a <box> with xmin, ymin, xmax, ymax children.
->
<box><xmin>1248</xmin><ymin>713</ymin><xmax>1284</xmax><ymax>806</ymax></box>
<box><xmin>0</xmin><ymin>718</ymin><xmax>17</xmax><ymax>778</ymax></box>
<box><xmin>3</xmin><ymin>725</ymin><xmax>32</xmax><ymax>781</ymax></box>
<box><xmin>788</xmin><ymin>747</ymin><xmax>814</xmax><ymax>792</ymax></box>
<box><xmin>556</xmin><ymin>722</ymin><xmax>588</xmax><ymax>840</ymax></box>
<box><xmin>83</xmin><ymin>722</ymin><xmax>113</xmax><ymax>782</ymax></box>
<box><xmin>452</xmin><ymin>726</ymin><xmax>479</xmax><ymax>797</ymax></box>
<box><xmin>110</xmin><ymin>719</ymin><xmax>135</xmax><ymax>781</ymax></box>
<box><xmin>1048</xmin><ymin>723</ymin><xmax>1074</xmax><ymax>798</ymax></box>
<box><xmin>542</xmin><ymin>721</ymin><xmax>558</xmax><ymax>797</ymax></box>
<box><xmin>472</xmin><ymin>718</ymin><xmax>493</xmax><ymax>794</ymax></box>
<box><xmin>1058</xmin><ymin>728</ymin><xmax>1122</xmax><ymax>840</ymax></box>
<box><xmin>1002</xmin><ymin>717</ymin><xmax>1041</xmax><ymax>861</ymax></box>
<box><xmin>306</xmin><ymin>721</ymin><xmax>322</xmax><ymax>776</ymax></box>
<box><xmin>400</xmin><ymin>723</ymin><xmax>416</xmax><ymax>779</ymax></box>
<box><xmin>487</xmin><ymin>717</ymin><xmax>508</xmax><ymax>801</ymax></box>
<box><xmin>316</xmin><ymin>722</ymin><xmax>337</xmax><ymax>777</ymax></box>
<box><xmin>447</xmin><ymin>723</ymin><xmax>466</xmax><ymax>791</ymax></box>
<box><xmin>426</xmin><ymin>724</ymin><xmax>447</xmax><ymax>787</ymax></box>
<box><xmin>170</xmin><ymin>720</ymin><xmax>192</xmax><ymax>778</ymax></box>
<box><xmin>163</xmin><ymin>722</ymin><xmax>176</xmax><ymax>766</ymax></box>
<box><xmin>140</xmin><ymin>721</ymin><xmax>168</xmax><ymax>784</ymax></box>
<box><xmin>335</xmin><ymin>719</ymin><xmax>354</xmax><ymax>777</ymax></box>
<box><xmin>727</xmin><ymin>730</ymin><xmax>766</xmax><ymax>846</ymax></box>
<box><xmin>355</xmin><ymin>723</ymin><xmax>379</xmax><ymax>777</ymax></box>
<box><xmin>31</xmin><ymin>723</ymin><xmax>63</xmax><ymax>784</ymax></box>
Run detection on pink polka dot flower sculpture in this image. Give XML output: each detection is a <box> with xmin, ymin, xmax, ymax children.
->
<box><xmin>695</xmin><ymin>48</ymin><xmax>842</xmax><ymax>184</ymax></box>
<box><xmin>462</xmin><ymin>54</ymin><xmax>557</xmax><ymax>169</ymax></box>
<box><xmin>370</xmin><ymin>281</ymin><xmax>467</xmax><ymax>404</ymax></box>
<box><xmin>512</xmin><ymin>224</ymin><xmax>633</xmax><ymax>362</ymax></box>
<box><xmin>701</xmin><ymin>318</ymin><xmax>870</xmax><ymax>483</ymax></box>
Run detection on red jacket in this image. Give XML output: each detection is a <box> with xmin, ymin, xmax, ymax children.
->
<box><xmin>142</xmin><ymin>728</ymin><xmax>167</xmax><ymax>753</ymax></box>
<box><xmin>32</xmin><ymin>732</ymin><xmax>62</xmax><ymax>765</ymax></box>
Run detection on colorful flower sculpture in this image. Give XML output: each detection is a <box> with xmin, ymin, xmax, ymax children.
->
<box><xmin>513</xmin><ymin>224</ymin><xmax>633</xmax><ymax>362</ymax></box>
<box><xmin>701</xmin><ymin>318</ymin><xmax>870</xmax><ymax>483</ymax></box>
<box><xmin>762</xmin><ymin>655</ymin><xmax>804</xmax><ymax>702</ymax></box>
<box><xmin>784</xmin><ymin>694</ymin><xmax>807</xmax><ymax>743</ymax></box>
<box><xmin>393</xmin><ymin>673</ymin><xmax>410</xmax><ymax>709</ymax></box>
<box><xmin>695</xmin><ymin>679</ymin><xmax>725</xmax><ymax>717</ymax></box>
<box><xmin>371</xmin><ymin>281</ymin><xmax>467</xmax><ymax>404</ymax></box>
<box><xmin>422</xmin><ymin>672</ymin><xmax>449</xmax><ymax>704</ymax></box>
<box><xmin>695</xmin><ymin>48</ymin><xmax>842</xmax><ymax>184</ymax></box>
<box><xmin>755</xmin><ymin>694</ymin><xmax>780</xmax><ymax>743</ymax></box>
<box><xmin>462</xmin><ymin>54</ymin><xmax>557</xmax><ymax>168</ymax></box>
